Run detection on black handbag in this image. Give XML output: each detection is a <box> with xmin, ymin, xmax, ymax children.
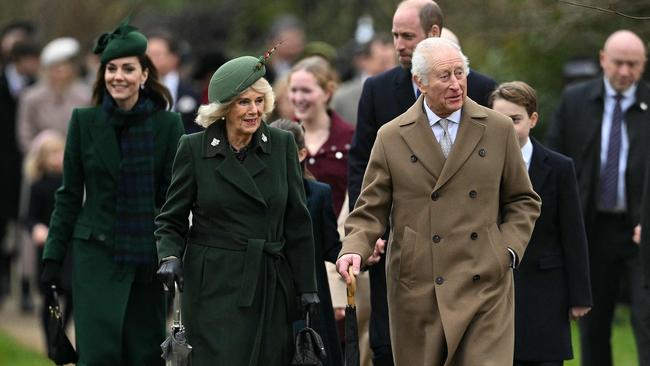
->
<box><xmin>291</xmin><ymin>312</ymin><xmax>327</xmax><ymax>366</ymax></box>
<box><xmin>45</xmin><ymin>285</ymin><xmax>78</xmax><ymax>365</ymax></box>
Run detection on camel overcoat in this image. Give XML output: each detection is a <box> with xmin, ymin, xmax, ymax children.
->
<box><xmin>340</xmin><ymin>96</ymin><xmax>541</xmax><ymax>366</ymax></box>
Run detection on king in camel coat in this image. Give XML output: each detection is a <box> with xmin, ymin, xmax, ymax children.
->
<box><xmin>341</xmin><ymin>95</ymin><xmax>541</xmax><ymax>365</ymax></box>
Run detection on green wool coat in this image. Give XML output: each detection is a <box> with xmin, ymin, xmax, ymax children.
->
<box><xmin>155</xmin><ymin>121</ymin><xmax>317</xmax><ymax>366</ymax></box>
<box><xmin>43</xmin><ymin>105</ymin><xmax>184</xmax><ymax>366</ymax></box>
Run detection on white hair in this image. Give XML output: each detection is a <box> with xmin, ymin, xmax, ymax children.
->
<box><xmin>411</xmin><ymin>37</ymin><xmax>470</xmax><ymax>86</ymax></box>
<box><xmin>195</xmin><ymin>77</ymin><xmax>276</xmax><ymax>128</ymax></box>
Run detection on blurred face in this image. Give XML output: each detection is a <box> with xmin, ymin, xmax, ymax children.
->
<box><xmin>392</xmin><ymin>6</ymin><xmax>428</xmax><ymax>68</ymax></box>
<box><xmin>366</xmin><ymin>41</ymin><xmax>397</xmax><ymax>76</ymax></box>
<box><xmin>289</xmin><ymin>69</ymin><xmax>330</xmax><ymax>122</ymax></box>
<box><xmin>275</xmin><ymin>29</ymin><xmax>305</xmax><ymax>62</ymax></box>
<box><xmin>15</xmin><ymin>55</ymin><xmax>40</xmax><ymax>77</ymax></box>
<box><xmin>147</xmin><ymin>38</ymin><xmax>178</xmax><ymax>76</ymax></box>
<box><xmin>491</xmin><ymin>98</ymin><xmax>538</xmax><ymax>148</ymax></box>
<box><xmin>226</xmin><ymin>88</ymin><xmax>265</xmax><ymax>137</ymax></box>
<box><xmin>104</xmin><ymin>56</ymin><xmax>148</xmax><ymax>110</ymax></box>
<box><xmin>47</xmin><ymin>61</ymin><xmax>76</xmax><ymax>86</ymax></box>
<box><xmin>44</xmin><ymin>146</ymin><xmax>64</xmax><ymax>173</ymax></box>
<box><xmin>600</xmin><ymin>34</ymin><xmax>646</xmax><ymax>93</ymax></box>
<box><xmin>415</xmin><ymin>48</ymin><xmax>467</xmax><ymax>118</ymax></box>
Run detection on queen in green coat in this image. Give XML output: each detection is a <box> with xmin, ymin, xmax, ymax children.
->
<box><xmin>155</xmin><ymin>55</ymin><xmax>318</xmax><ymax>365</ymax></box>
<box><xmin>41</xmin><ymin>19</ymin><xmax>184</xmax><ymax>365</ymax></box>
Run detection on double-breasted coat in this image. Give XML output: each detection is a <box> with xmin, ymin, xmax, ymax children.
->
<box><xmin>155</xmin><ymin>121</ymin><xmax>317</xmax><ymax>366</ymax></box>
<box><xmin>42</xmin><ymin>105</ymin><xmax>184</xmax><ymax>365</ymax></box>
<box><xmin>341</xmin><ymin>96</ymin><xmax>541</xmax><ymax>365</ymax></box>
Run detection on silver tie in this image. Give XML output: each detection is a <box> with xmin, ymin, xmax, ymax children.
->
<box><xmin>438</xmin><ymin>118</ymin><xmax>452</xmax><ymax>158</ymax></box>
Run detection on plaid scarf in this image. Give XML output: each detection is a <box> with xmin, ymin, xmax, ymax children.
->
<box><xmin>102</xmin><ymin>95</ymin><xmax>156</xmax><ymax>265</ymax></box>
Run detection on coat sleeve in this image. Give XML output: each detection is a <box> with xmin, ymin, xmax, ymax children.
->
<box><xmin>282</xmin><ymin>134</ymin><xmax>317</xmax><ymax>294</ymax></box>
<box><xmin>557</xmin><ymin>157</ymin><xmax>593</xmax><ymax>306</ymax></box>
<box><xmin>642</xmin><ymin>155</ymin><xmax>650</xmax><ymax>288</ymax></box>
<box><xmin>43</xmin><ymin>109</ymin><xmax>84</xmax><ymax>262</ymax></box>
<box><xmin>319</xmin><ymin>184</ymin><xmax>342</xmax><ymax>264</ymax></box>
<box><xmin>155</xmin><ymin>135</ymin><xmax>196</xmax><ymax>260</ymax></box>
<box><xmin>158</xmin><ymin>114</ymin><xmax>185</xmax><ymax>211</ymax></box>
<box><xmin>341</xmin><ymin>130</ymin><xmax>393</xmax><ymax>264</ymax></box>
<box><xmin>499</xmin><ymin>124</ymin><xmax>542</xmax><ymax>263</ymax></box>
<box><xmin>347</xmin><ymin>77</ymin><xmax>377</xmax><ymax>212</ymax></box>
<box><xmin>16</xmin><ymin>93</ymin><xmax>36</xmax><ymax>155</ymax></box>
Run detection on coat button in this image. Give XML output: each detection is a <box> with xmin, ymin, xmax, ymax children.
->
<box><xmin>478</xmin><ymin>149</ymin><xmax>486</xmax><ymax>157</ymax></box>
<box><xmin>470</xmin><ymin>232</ymin><xmax>478</xmax><ymax>240</ymax></box>
<box><xmin>97</xmin><ymin>234</ymin><xmax>106</xmax><ymax>242</ymax></box>
<box><xmin>410</xmin><ymin>154</ymin><xmax>418</xmax><ymax>162</ymax></box>
<box><xmin>432</xmin><ymin>235</ymin><xmax>441</xmax><ymax>243</ymax></box>
<box><xmin>469</xmin><ymin>190</ymin><xmax>477</xmax><ymax>198</ymax></box>
<box><xmin>431</xmin><ymin>192</ymin><xmax>439</xmax><ymax>201</ymax></box>
<box><xmin>472</xmin><ymin>274</ymin><xmax>481</xmax><ymax>282</ymax></box>
<box><xmin>435</xmin><ymin>276</ymin><xmax>444</xmax><ymax>285</ymax></box>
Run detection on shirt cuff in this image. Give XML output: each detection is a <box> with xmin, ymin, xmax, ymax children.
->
<box><xmin>506</xmin><ymin>248</ymin><xmax>518</xmax><ymax>269</ymax></box>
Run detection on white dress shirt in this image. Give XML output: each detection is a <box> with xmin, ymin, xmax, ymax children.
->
<box><xmin>521</xmin><ymin>137</ymin><xmax>533</xmax><ymax>171</ymax></box>
<box><xmin>423</xmin><ymin>100</ymin><xmax>461</xmax><ymax>144</ymax></box>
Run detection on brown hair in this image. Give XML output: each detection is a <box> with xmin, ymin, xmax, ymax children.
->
<box><xmin>419</xmin><ymin>1</ymin><xmax>443</xmax><ymax>36</ymax></box>
<box><xmin>289</xmin><ymin>56</ymin><xmax>339</xmax><ymax>104</ymax></box>
<box><xmin>268</xmin><ymin>118</ymin><xmax>315</xmax><ymax>180</ymax></box>
<box><xmin>91</xmin><ymin>53</ymin><xmax>172</xmax><ymax>110</ymax></box>
<box><xmin>488</xmin><ymin>81</ymin><xmax>538</xmax><ymax>117</ymax></box>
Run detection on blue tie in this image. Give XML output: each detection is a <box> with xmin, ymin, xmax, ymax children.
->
<box><xmin>600</xmin><ymin>94</ymin><xmax>624</xmax><ymax>210</ymax></box>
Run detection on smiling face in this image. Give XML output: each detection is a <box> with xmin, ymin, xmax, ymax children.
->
<box><xmin>288</xmin><ymin>68</ymin><xmax>330</xmax><ymax>122</ymax></box>
<box><xmin>415</xmin><ymin>47</ymin><xmax>467</xmax><ymax>117</ymax></box>
<box><xmin>226</xmin><ymin>88</ymin><xmax>265</xmax><ymax>138</ymax></box>
<box><xmin>491</xmin><ymin>98</ymin><xmax>538</xmax><ymax>148</ymax></box>
<box><xmin>104</xmin><ymin>56</ymin><xmax>148</xmax><ymax>110</ymax></box>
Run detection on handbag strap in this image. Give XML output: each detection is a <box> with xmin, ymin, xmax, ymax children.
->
<box><xmin>49</xmin><ymin>284</ymin><xmax>62</xmax><ymax>319</ymax></box>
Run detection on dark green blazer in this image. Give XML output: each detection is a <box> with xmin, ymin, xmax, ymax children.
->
<box><xmin>43</xmin><ymin>105</ymin><xmax>184</xmax><ymax>365</ymax></box>
<box><xmin>155</xmin><ymin>121</ymin><xmax>317</xmax><ymax>365</ymax></box>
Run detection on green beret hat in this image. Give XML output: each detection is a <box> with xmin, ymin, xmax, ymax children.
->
<box><xmin>208</xmin><ymin>56</ymin><xmax>266</xmax><ymax>104</ymax></box>
<box><xmin>93</xmin><ymin>16</ymin><xmax>147</xmax><ymax>64</ymax></box>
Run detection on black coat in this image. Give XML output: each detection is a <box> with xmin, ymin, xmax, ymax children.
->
<box><xmin>346</xmin><ymin>65</ymin><xmax>497</xmax><ymax>359</ymax></box>
<box><xmin>546</xmin><ymin>78</ymin><xmax>650</xmax><ymax>255</ymax></box>
<box><xmin>514</xmin><ymin>139</ymin><xmax>592</xmax><ymax>361</ymax></box>
<box><xmin>174</xmin><ymin>81</ymin><xmax>202</xmax><ymax>134</ymax></box>
<box><xmin>0</xmin><ymin>70</ymin><xmax>23</xmax><ymax>221</ymax></box>
<box><xmin>304</xmin><ymin>179</ymin><xmax>343</xmax><ymax>366</ymax></box>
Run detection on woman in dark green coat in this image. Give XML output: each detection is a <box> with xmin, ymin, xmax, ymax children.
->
<box><xmin>40</xmin><ymin>19</ymin><xmax>184</xmax><ymax>365</ymax></box>
<box><xmin>155</xmin><ymin>55</ymin><xmax>318</xmax><ymax>366</ymax></box>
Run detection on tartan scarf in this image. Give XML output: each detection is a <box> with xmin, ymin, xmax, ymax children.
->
<box><xmin>102</xmin><ymin>94</ymin><xmax>157</xmax><ymax>265</ymax></box>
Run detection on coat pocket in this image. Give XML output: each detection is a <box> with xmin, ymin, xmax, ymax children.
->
<box><xmin>397</xmin><ymin>226</ymin><xmax>417</xmax><ymax>287</ymax></box>
<box><xmin>538</xmin><ymin>255</ymin><xmax>564</xmax><ymax>270</ymax></box>
<box><xmin>71</xmin><ymin>224</ymin><xmax>92</xmax><ymax>240</ymax></box>
<box><xmin>486</xmin><ymin>224</ymin><xmax>507</xmax><ymax>279</ymax></box>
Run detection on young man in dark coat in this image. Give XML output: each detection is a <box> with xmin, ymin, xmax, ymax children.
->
<box><xmin>491</xmin><ymin>81</ymin><xmax>593</xmax><ymax>365</ymax></box>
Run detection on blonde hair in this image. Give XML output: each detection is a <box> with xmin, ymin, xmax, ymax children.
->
<box><xmin>195</xmin><ymin>77</ymin><xmax>275</xmax><ymax>128</ymax></box>
<box><xmin>289</xmin><ymin>56</ymin><xmax>339</xmax><ymax>104</ymax></box>
<box><xmin>23</xmin><ymin>130</ymin><xmax>65</xmax><ymax>183</ymax></box>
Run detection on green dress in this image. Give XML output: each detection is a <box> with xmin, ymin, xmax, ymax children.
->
<box><xmin>155</xmin><ymin>121</ymin><xmax>317</xmax><ymax>366</ymax></box>
<box><xmin>43</xmin><ymin>101</ymin><xmax>184</xmax><ymax>366</ymax></box>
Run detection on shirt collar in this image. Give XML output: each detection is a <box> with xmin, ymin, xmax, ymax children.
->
<box><xmin>603</xmin><ymin>76</ymin><xmax>637</xmax><ymax>101</ymax></box>
<box><xmin>520</xmin><ymin>137</ymin><xmax>533</xmax><ymax>169</ymax></box>
<box><xmin>423</xmin><ymin>99</ymin><xmax>461</xmax><ymax>126</ymax></box>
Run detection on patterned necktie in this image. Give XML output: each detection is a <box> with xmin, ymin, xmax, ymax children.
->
<box><xmin>600</xmin><ymin>94</ymin><xmax>624</xmax><ymax>210</ymax></box>
<box><xmin>438</xmin><ymin>118</ymin><xmax>452</xmax><ymax>158</ymax></box>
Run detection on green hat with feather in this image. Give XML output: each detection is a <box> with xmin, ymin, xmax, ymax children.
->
<box><xmin>93</xmin><ymin>15</ymin><xmax>147</xmax><ymax>64</ymax></box>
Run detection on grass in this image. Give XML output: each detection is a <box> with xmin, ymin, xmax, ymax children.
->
<box><xmin>566</xmin><ymin>305</ymin><xmax>638</xmax><ymax>366</ymax></box>
<box><xmin>0</xmin><ymin>331</ymin><xmax>51</xmax><ymax>366</ymax></box>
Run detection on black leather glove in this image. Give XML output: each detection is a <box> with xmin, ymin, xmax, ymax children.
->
<box><xmin>300</xmin><ymin>292</ymin><xmax>320</xmax><ymax>318</ymax></box>
<box><xmin>40</xmin><ymin>260</ymin><xmax>62</xmax><ymax>289</ymax></box>
<box><xmin>156</xmin><ymin>257</ymin><xmax>184</xmax><ymax>292</ymax></box>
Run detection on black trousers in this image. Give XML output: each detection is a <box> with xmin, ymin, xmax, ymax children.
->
<box><xmin>579</xmin><ymin>212</ymin><xmax>650</xmax><ymax>366</ymax></box>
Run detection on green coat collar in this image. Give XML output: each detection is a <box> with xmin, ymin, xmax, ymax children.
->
<box><xmin>202</xmin><ymin>120</ymin><xmax>272</xmax><ymax>158</ymax></box>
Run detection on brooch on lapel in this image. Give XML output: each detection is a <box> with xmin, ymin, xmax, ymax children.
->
<box><xmin>641</xmin><ymin>102</ymin><xmax>648</xmax><ymax>111</ymax></box>
<box><xmin>261</xmin><ymin>133</ymin><xmax>268</xmax><ymax>143</ymax></box>
<box><xmin>211</xmin><ymin>138</ymin><xmax>220</xmax><ymax>147</ymax></box>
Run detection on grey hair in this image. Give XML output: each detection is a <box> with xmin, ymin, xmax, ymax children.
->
<box><xmin>195</xmin><ymin>77</ymin><xmax>276</xmax><ymax>128</ymax></box>
<box><xmin>411</xmin><ymin>37</ymin><xmax>469</xmax><ymax>86</ymax></box>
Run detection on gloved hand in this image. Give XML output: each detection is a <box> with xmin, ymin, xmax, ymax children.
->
<box><xmin>300</xmin><ymin>292</ymin><xmax>320</xmax><ymax>318</ymax></box>
<box><xmin>40</xmin><ymin>260</ymin><xmax>62</xmax><ymax>289</ymax></box>
<box><xmin>156</xmin><ymin>257</ymin><xmax>184</xmax><ymax>292</ymax></box>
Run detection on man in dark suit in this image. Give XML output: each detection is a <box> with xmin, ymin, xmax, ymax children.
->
<box><xmin>491</xmin><ymin>81</ymin><xmax>592</xmax><ymax>366</ymax></box>
<box><xmin>147</xmin><ymin>29</ymin><xmax>201</xmax><ymax>134</ymax></box>
<box><xmin>346</xmin><ymin>1</ymin><xmax>497</xmax><ymax>364</ymax></box>
<box><xmin>546</xmin><ymin>30</ymin><xmax>650</xmax><ymax>366</ymax></box>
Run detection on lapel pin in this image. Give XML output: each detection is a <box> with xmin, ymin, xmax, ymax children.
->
<box><xmin>641</xmin><ymin>102</ymin><xmax>648</xmax><ymax>111</ymax></box>
<box><xmin>261</xmin><ymin>133</ymin><xmax>268</xmax><ymax>142</ymax></box>
<box><xmin>211</xmin><ymin>138</ymin><xmax>220</xmax><ymax>147</ymax></box>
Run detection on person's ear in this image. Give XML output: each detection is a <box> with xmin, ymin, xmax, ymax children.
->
<box><xmin>413</xmin><ymin>75</ymin><xmax>426</xmax><ymax>95</ymax></box>
<box><xmin>530</xmin><ymin>112</ymin><xmax>539</xmax><ymax>129</ymax></box>
<box><xmin>428</xmin><ymin>25</ymin><xmax>441</xmax><ymax>38</ymax></box>
<box><xmin>298</xmin><ymin>147</ymin><xmax>308</xmax><ymax>163</ymax></box>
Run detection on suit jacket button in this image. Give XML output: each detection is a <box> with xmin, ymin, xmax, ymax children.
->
<box><xmin>469</xmin><ymin>190</ymin><xmax>477</xmax><ymax>198</ymax></box>
<box><xmin>410</xmin><ymin>154</ymin><xmax>418</xmax><ymax>162</ymax></box>
<box><xmin>472</xmin><ymin>274</ymin><xmax>481</xmax><ymax>282</ymax></box>
<box><xmin>435</xmin><ymin>276</ymin><xmax>444</xmax><ymax>285</ymax></box>
<box><xmin>97</xmin><ymin>234</ymin><xmax>106</xmax><ymax>242</ymax></box>
<box><xmin>432</xmin><ymin>235</ymin><xmax>441</xmax><ymax>243</ymax></box>
<box><xmin>431</xmin><ymin>192</ymin><xmax>439</xmax><ymax>201</ymax></box>
<box><xmin>470</xmin><ymin>232</ymin><xmax>478</xmax><ymax>240</ymax></box>
<box><xmin>478</xmin><ymin>149</ymin><xmax>486</xmax><ymax>157</ymax></box>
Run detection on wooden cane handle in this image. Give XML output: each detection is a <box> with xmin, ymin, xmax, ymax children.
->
<box><xmin>346</xmin><ymin>266</ymin><xmax>356</xmax><ymax>308</ymax></box>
